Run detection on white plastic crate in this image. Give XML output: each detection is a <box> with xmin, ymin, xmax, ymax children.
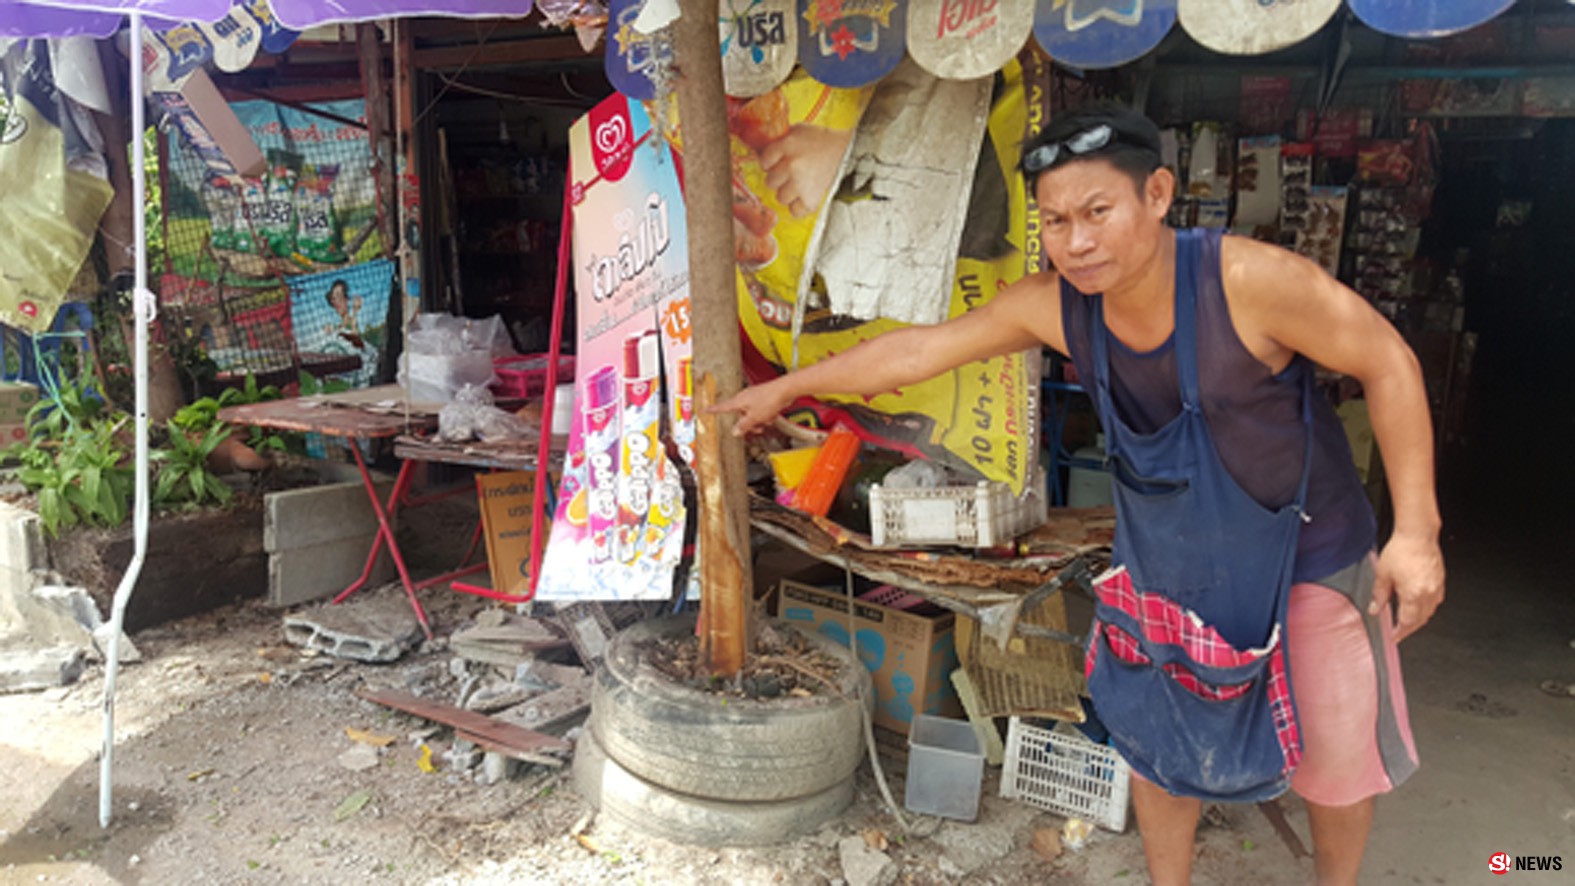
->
<box><xmin>1000</xmin><ymin>716</ymin><xmax>1130</xmax><ymax>832</ymax></box>
<box><xmin>868</xmin><ymin>470</ymin><xmax>1046</xmax><ymax>549</ymax></box>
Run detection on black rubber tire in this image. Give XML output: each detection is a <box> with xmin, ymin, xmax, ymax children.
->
<box><xmin>589</xmin><ymin>614</ymin><xmax>871</xmax><ymax>802</ymax></box>
<box><xmin>572</xmin><ymin>728</ymin><xmax>853</xmax><ymax>847</ymax></box>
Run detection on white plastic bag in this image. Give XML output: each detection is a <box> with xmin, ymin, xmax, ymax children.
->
<box><xmin>398</xmin><ymin>313</ymin><xmax>516</xmax><ymax>402</ymax></box>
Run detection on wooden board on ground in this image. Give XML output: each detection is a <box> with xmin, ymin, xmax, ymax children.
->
<box><xmin>357</xmin><ymin>688</ymin><xmax>572</xmax><ymax>755</ymax></box>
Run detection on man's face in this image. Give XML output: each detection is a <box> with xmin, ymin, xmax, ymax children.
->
<box><xmin>1034</xmin><ymin>157</ymin><xmax>1172</xmax><ymax>295</ymax></box>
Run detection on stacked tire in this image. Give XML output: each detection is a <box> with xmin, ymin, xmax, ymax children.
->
<box><xmin>572</xmin><ymin>615</ymin><xmax>872</xmax><ymax>846</ymax></box>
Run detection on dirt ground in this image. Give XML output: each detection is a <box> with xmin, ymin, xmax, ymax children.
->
<box><xmin>1</xmin><ymin>481</ymin><xmax>1572</xmax><ymax>885</ymax></box>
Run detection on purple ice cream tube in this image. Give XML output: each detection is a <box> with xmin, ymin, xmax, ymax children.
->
<box><xmin>583</xmin><ymin>365</ymin><xmax>620</xmax><ymax>564</ymax></box>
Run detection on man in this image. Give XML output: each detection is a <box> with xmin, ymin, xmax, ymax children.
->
<box><xmin>714</xmin><ymin>105</ymin><xmax>1445</xmax><ymax>885</ymax></box>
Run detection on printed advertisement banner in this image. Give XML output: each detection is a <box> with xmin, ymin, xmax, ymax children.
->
<box><xmin>729</xmin><ymin>64</ymin><xmax>1035</xmax><ymax>492</ymax></box>
<box><xmin>1031</xmin><ymin>0</ymin><xmax>1177</xmax><ymax>71</ymax></box>
<box><xmin>536</xmin><ymin>93</ymin><xmax>689</xmax><ymax>602</ymax></box>
<box><xmin>797</xmin><ymin>0</ymin><xmax>907</xmax><ymax>87</ymax></box>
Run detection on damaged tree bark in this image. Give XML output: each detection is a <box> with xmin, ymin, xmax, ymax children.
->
<box><xmin>672</xmin><ymin>0</ymin><xmax>752</xmax><ymax>677</ymax></box>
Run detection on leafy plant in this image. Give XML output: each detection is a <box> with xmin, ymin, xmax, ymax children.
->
<box><xmin>152</xmin><ymin>420</ymin><xmax>234</xmax><ymax>508</ymax></box>
<box><xmin>26</xmin><ymin>373</ymin><xmax>106</xmax><ymax>442</ymax></box>
<box><xmin>13</xmin><ymin>419</ymin><xmax>133</xmax><ymax>538</ymax></box>
<box><xmin>297</xmin><ymin>370</ymin><xmax>350</xmax><ymax>397</ymax></box>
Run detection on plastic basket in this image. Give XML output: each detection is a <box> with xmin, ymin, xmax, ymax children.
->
<box><xmin>868</xmin><ymin>469</ymin><xmax>1047</xmax><ymax>549</ymax></box>
<box><xmin>491</xmin><ymin>353</ymin><xmax>576</xmax><ymax>400</ymax></box>
<box><xmin>1000</xmin><ymin>716</ymin><xmax>1129</xmax><ymax>832</ymax></box>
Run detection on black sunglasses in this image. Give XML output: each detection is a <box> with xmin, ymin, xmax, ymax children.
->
<box><xmin>1021</xmin><ymin>124</ymin><xmax>1116</xmax><ymax>176</ymax></box>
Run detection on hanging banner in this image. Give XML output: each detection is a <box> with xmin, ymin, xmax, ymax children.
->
<box><xmin>727</xmin><ymin>65</ymin><xmax>1034</xmax><ymax>492</ymax></box>
<box><xmin>606</xmin><ymin>0</ymin><xmax>671</xmax><ymax>101</ymax></box>
<box><xmin>285</xmin><ymin>259</ymin><xmax>394</xmax><ymax>388</ymax></box>
<box><xmin>1032</xmin><ymin>0</ymin><xmax>1176</xmax><ymax>70</ymax></box>
<box><xmin>241</xmin><ymin>0</ymin><xmax>300</xmax><ymax>54</ymax></box>
<box><xmin>720</xmin><ymin>0</ymin><xmax>797</xmax><ymax>98</ymax></box>
<box><xmin>907</xmin><ymin>0</ymin><xmax>1034</xmax><ymax>82</ymax></box>
<box><xmin>162</xmin><ymin>97</ymin><xmax>384</xmax><ymax>289</ymax></box>
<box><xmin>816</xmin><ymin>60</ymin><xmax>991</xmax><ymax>327</ymax></box>
<box><xmin>1177</xmin><ymin>0</ymin><xmax>1339</xmax><ymax>56</ymax></box>
<box><xmin>797</xmin><ymin>0</ymin><xmax>907</xmax><ymax>88</ymax></box>
<box><xmin>196</xmin><ymin>5</ymin><xmax>265</xmax><ymax>72</ymax></box>
<box><xmin>0</xmin><ymin>41</ymin><xmax>113</xmax><ymax>334</ymax></box>
<box><xmin>537</xmin><ymin>92</ymin><xmax>688</xmax><ymax>602</ymax></box>
<box><xmin>1347</xmin><ymin>0</ymin><xmax>1514</xmax><ymax>40</ymax></box>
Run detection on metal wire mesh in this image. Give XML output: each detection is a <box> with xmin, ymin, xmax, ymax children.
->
<box><xmin>157</xmin><ymin>97</ymin><xmax>391</xmax><ymax>391</ymax></box>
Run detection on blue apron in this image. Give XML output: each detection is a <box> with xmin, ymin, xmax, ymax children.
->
<box><xmin>1082</xmin><ymin>229</ymin><xmax>1315</xmax><ymax>803</ymax></box>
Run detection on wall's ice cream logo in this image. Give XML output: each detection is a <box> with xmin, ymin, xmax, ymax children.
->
<box><xmin>586</xmin><ymin>94</ymin><xmax>637</xmax><ymax>183</ymax></box>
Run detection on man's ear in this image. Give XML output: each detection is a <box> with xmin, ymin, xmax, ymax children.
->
<box><xmin>1145</xmin><ymin>167</ymin><xmax>1176</xmax><ymax>219</ymax></box>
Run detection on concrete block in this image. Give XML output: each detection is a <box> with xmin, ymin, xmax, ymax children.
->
<box><xmin>0</xmin><ymin>646</ymin><xmax>85</xmax><ymax>693</ymax></box>
<box><xmin>282</xmin><ymin>594</ymin><xmax>422</xmax><ymax>663</ymax></box>
<box><xmin>264</xmin><ymin>481</ymin><xmax>394</xmax><ymax>553</ymax></box>
<box><xmin>0</xmin><ymin>502</ymin><xmax>46</xmax><ymax>575</ymax></box>
<box><xmin>268</xmin><ymin>534</ymin><xmax>393</xmax><ymax>608</ymax></box>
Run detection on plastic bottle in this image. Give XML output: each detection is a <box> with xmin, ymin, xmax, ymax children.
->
<box><xmin>792</xmin><ymin>424</ymin><xmax>859</xmax><ymax>517</ymax></box>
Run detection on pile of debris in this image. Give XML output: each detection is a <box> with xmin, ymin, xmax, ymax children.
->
<box><xmin>282</xmin><ymin>592</ymin><xmax>656</xmax><ymax>786</ymax></box>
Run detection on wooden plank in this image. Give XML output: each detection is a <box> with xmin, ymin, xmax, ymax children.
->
<box><xmin>455</xmin><ymin>730</ymin><xmax>566</xmax><ymax>768</ymax></box>
<box><xmin>357</xmin><ymin>688</ymin><xmax>571</xmax><ymax>754</ymax></box>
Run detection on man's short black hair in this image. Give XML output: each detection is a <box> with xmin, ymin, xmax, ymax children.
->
<box><xmin>1020</xmin><ymin>104</ymin><xmax>1164</xmax><ymax>195</ymax></box>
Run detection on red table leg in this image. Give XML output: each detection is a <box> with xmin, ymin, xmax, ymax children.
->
<box><xmin>332</xmin><ymin>444</ymin><xmax>433</xmax><ymax>640</ymax></box>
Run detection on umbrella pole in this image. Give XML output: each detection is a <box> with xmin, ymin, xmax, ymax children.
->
<box><xmin>100</xmin><ymin>10</ymin><xmax>152</xmax><ymax>829</ymax></box>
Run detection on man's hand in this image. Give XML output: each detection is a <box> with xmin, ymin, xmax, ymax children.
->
<box><xmin>758</xmin><ymin>124</ymin><xmax>854</xmax><ymax>218</ymax></box>
<box><xmin>1369</xmin><ymin>532</ymin><xmax>1445</xmax><ymax>642</ymax></box>
<box><xmin>709</xmin><ymin>379</ymin><xmax>795</xmax><ymax>437</ymax></box>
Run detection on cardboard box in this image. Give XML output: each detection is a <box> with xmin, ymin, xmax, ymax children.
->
<box><xmin>0</xmin><ymin>381</ymin><xmax>39</xmax><ymax>423</ymax></box>
<box><xmin>775</xmin><ymin>571</ymin><xmax>962</xmax><ymax>736</ymax></box>
<box><xmin>477</xmin><ymin>471</ymin><xmax>549</xmax><ymax>597</ymax></box>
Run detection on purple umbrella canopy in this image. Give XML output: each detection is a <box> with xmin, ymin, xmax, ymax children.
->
<box><xmin>0</xmin><ymin>0</ymin><xmax>535</xmax><ymax>39</ymax></box>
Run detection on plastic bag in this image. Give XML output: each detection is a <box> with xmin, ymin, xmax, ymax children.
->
<box><xmin>437</xmin><ymin>384</ymin><xmax>532</xmax><ymax>443</ymax></box>
<box><xmin>399</xmin><ymin>313</ymin><xmax>517</xmax><ymax>402</ymax></box>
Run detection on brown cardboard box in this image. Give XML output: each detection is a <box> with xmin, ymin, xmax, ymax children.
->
<box><xmin>477</xmin><ymin>471</ymin><xmax>547</xmax><ymax>597</ymax></box>
<box><xmin>0</xmin><ymin>381</ymin><xmax>39</xmax><ymax>422</ymax></box>
<box><xmin>775</xmin><ymin>570</ymin><xmax>962</xmax><ymax>735</ymax></box>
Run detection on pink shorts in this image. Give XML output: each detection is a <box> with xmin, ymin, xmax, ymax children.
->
<box><xmin>1285</xmin><ymin>555</ymin><xmax>1419</xmax><ymax>807</ymax></box>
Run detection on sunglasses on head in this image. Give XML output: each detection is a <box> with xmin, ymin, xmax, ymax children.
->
<box><xmin>1022</xmin><ymin>124</ymin><xmax>1116</xmax><ymax>176</ymax></box>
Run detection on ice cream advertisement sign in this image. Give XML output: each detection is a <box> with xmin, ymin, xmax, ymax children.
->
<box><xmin>536</xmin><ymin>93</ymin><xmax>690</xmax><ymax>603</ymax></box>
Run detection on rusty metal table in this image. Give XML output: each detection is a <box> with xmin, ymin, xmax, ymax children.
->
<box><xmin>220</xmin><ymin>388</ymin><xmax>442</xmax><ymax>638</ymax></box>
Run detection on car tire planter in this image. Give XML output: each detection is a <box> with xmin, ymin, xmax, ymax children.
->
<box><xmin>587</xmin><ymin>614</ymin><xmax>872</xmax><ymax>803</ymax></box>
<box><xmin>572</xmin><ymin>729</ymin><xmax>855</xmax><ymax>847</ymax></box>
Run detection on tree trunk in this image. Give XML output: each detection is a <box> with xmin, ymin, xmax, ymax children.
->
<box><xmin>672</xmin><ymin>2</ymin><xmax>752</xmax><ymax>677</ymax></box>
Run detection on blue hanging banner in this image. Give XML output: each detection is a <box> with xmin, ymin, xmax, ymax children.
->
<box><xmin>606</xmin><ymin>0</ymin><xmax>672</xmax><ymax>100</ymax></box>
<box><xmin>1346</xmin><ymin>0</ymin><xmax>1514</xmax><ymax>40</ymax></box>
<box><xmin>241</xmin><ymin>0</ymin><xmax>300</xmax><ymax>55</ymax></box>
<box><xmin>797</xmin><ymin>0</ymin><xmax>907</xmax><ymax>88</ymax></box>
<box><xmin>1032</xmin><ymin>0</ymin><xmax>1176</xmax><ymax>71</ymax></box>
<box><xmin>1178</xmin><ymin>0</ymin><xmax>1339</xmax><ymax>57</ymax></box>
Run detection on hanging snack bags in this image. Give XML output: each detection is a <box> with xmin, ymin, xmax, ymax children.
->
<box><xmin>294</xmin><ymin>162</ymin><xmax>347</xmax><ymax>265</ymax></box>
<box><xmin>261</xmin><ymin>148</ymin><xmax>301</xmax><ymax>257</ymax></box>
<box><xmin>234</xmin><ymin>175</ymin><xmax>266</xmax><ymax>254</ymax></box>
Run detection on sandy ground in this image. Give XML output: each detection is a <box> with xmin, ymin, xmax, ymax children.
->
<box><xmin>1</xmin><ymin>481</ymin><xmax>1572</xmax><ymax>886</ymax></box>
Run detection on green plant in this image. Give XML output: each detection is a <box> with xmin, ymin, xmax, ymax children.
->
<box><xmin>26</xmin><ymin>373</ymin><xmax>106</xmax><ymax>442</ymax></box>
<box><xmin>297</xmin><ymin>370</ymin><xmax>350</xmax><ymax>397</ymax></box>
<box><xmin>152</xmin><ymin>420</ymin><xmax>234</xmax><ymax>508</ymax></box>
<box><xmin>13</xmin><ymin>419</ymin><xmax>133</xmax><ymax>538</ymax></box>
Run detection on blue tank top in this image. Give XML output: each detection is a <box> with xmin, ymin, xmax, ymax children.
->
<box><xmin>1060</xmin><ymin>229</ymin><xmax>1375</xmax><ymax>582</ymax></box>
